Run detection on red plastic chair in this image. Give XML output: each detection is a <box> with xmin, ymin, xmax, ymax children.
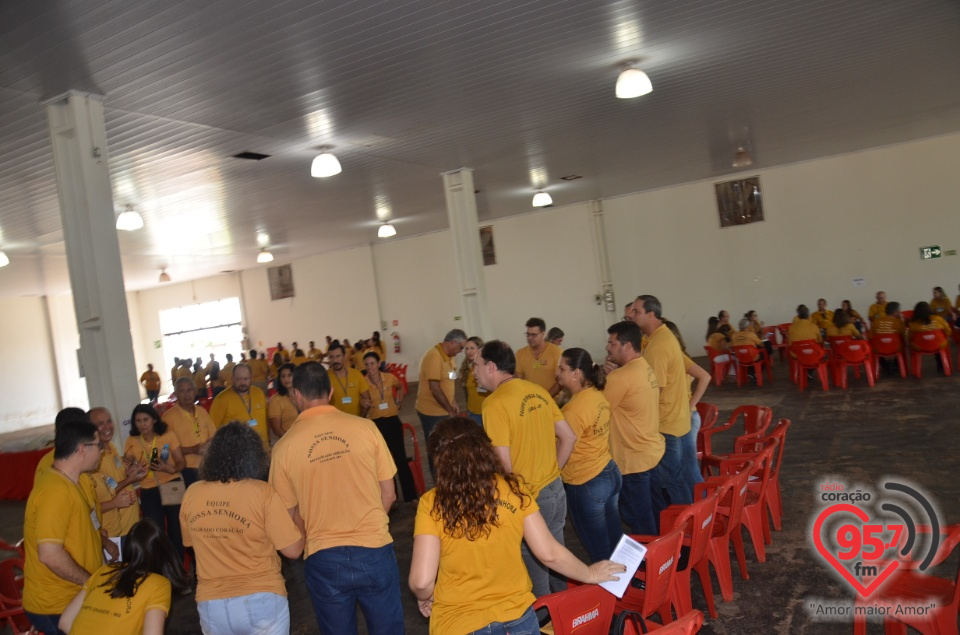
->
<box><xmin>910</xmin><ymin>330</ymin><xmax>952</xmax><ymax>377</ymax></box>
<box><xmin>718</xmin><ymin>440</ymin><xmax>777</xmax><ymax>563</ymax></box>
<box><xmin>871</xmin><ymin>334</ymin><xmax>907</xmax><ymax>378</ymax></box>
<box><xmin>0</xmin><ymin>539</ymin><xmax>23</xmax><ymax>560</ymax></box>
<box><xmin>533</xmin><ymin>584</ymin><xmax>616</xmax><ymax>634</ymax></box>
<box><xmin>830</xmin><ymin>340</ymin><xmax>875</xmax><ymax>388</ymax></box>
<box><xmin>702</xmin><ymin>346</ymin><xmax>732</xmax><ymax>387</ymax></box>
<box><xmin>789</xmin><ymin>341</ymin><xmax>829</xmax><ymax>391</ymax></box>
<box><xmin>763</xmin><ymin>325</ymin><xmax>786</xmax><ymax>362</ymax></box>
<box><xmin>614</xmin><ymin>525</ymin><xmax>686</xmax><ymax>626</ymax></box>
<box><xmin>646</xmin><ymin>610</ymin><xmax>704</xmax><ymax>633</ymax></box>
<box><xmin>694</xmin><ymin>402</ymin><xmax>718</xmax><ymax>465</ymax></box>
<box><xmin>852</xmin><ymin>524</ymin><xmax>960</xmax><ymax>635</ymax></box>
<box><xmin>635</xmin><ymin>493</ymin><xmax>719</xmax><ymax>620</ymax></box>
<box><xmin>0</xmin><ymin>557</ymin><xmax>28</xmax><ymax>635</ymax></box>
<box><xmin>731</xmin><ymin>345</ymin><xmax>773</xmax><ymax>387</ymax></box>
<box><xmin>697</xmin><ymin>469</ymin><xmax>753</xmax><ymax>608</ymax></box>
<box><xmin>735</xmin><ymin>419</ymin><xmax>790</xmax><ymax>533</ymax></box>
<box><xmin>196</xmin><ymin>397</ymin><xmax>213</xmax><ymax>411</ymax></box>
<box><xmin>901</xmin><ymin>309</ymin><xmax>914</xmax><ymax>321</ymax></box>
<box><xmin>700</xmin><ymin>405</ymin><xmax>772</xmax><ymax>477</ymax></box>
<box><xmin>391</xmin><ymin>364</ymin><xmax>409</xmax><ymax>394</ymax></box>
<box><xmin>402</xmin><ymin>423</ymin><xmax>426</xmax><ymax>495</ymax></box>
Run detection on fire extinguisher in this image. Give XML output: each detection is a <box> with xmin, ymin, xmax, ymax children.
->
<box><xmin>392</xmin><ymin>332</ymin><xmax>401</xmax><ymax>354</ymax></box>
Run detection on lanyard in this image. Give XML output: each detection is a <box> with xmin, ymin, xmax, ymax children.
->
<box><xmin>237</xmin><ymin>390</ymin><xmax>253</xmax><ymax>418</ymax></box>
<box><xmin>368</xmin><ymin>372</ymin><xmax>385</xmax><ymax>403</ymax></box>
<box><xmin>333</xmin><ymin>370</ymin><xmax>349</xmax><ymax>396</ymax></box>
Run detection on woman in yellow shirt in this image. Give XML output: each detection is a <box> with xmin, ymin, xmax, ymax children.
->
<box><xmin>409</xmin><ymin>417</ymin><xmax>623</xmax><ymax>635</ymax></box>
<box><xmin>59</xmin><ymin>519</ymin><xmax>189</xmax><ymax>635</ymax></box>
<box><xmin>556</xmin><ymin>348</ymin><xmax>622</xmax><ymax>563</ymax></box>
<box><xmin>124</xmin><ymin>404</ymin><xmax>186</xmax><ymax>561</ymax></box>
<box><xmin>364</xmin><ymin>351</ymin><xmax>418</xmax><ymax>503</ymax></box>
<box><xmin>267</xmin><ymin>363</ymin><xmax>300</xmax><ymax>440</ymax></box>
<box><xmin>930</xmin><ymin>286</ymin><xmax>953</xmax><ymax>320</ymax></box>
<box><xmin>909</xmin><ymin>301</ymin><xmax>952</xmax><ymax>373</ymax></box>
<box><xmin>826</xmin><ymin>309</ymin><xmax>863</xmax><ymax>339</ymax></box>
<box><xmin>841</xmin><ymin>300</ymin><xmax>865</xmax><ymax>333</ymax></box>
<box><xmin>458</xmin><ymin>336</ymin><xmax>487</xmax><ymax>425</ymax></box>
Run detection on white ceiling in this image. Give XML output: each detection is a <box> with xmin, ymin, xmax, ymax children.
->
<box><xmin>1</xmin><ymin>0</ymin><xmax>959</xmax><ymax>297</ymax></box>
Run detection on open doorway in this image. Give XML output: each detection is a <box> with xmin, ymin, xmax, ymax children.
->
<box><xmin>159</xmin><ymin>297</ymin><xmax>243</xmax><ymax>391</ymax></box>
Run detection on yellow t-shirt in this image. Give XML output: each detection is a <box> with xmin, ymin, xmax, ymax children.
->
<box><xmin>180</xmin><ymin>480</ymin><xmax>302</xmax><ymax>602</ymax></box>
<box><xmin>162</xmin><ymin>404</ymin><xmax>216</xmax><ymax>469</ymax></box>
<box><xmin>603</xmin><ymin>357</ymin><xmax>663</xmax><ymax>474</ymax></box>
<box><xmin>307</xmin><ymin>347</ymin><xmax>323</xmax><ymax>361</ymax></box>
<box><xmin>23</xmin><ymin>469</ymin><xmax>104</xmax><ymax>614</ymax></box>
<box><xmin>868</xmin><ymin>302</ymin><xmax>888</xmax><ymax>321</ymax></box>
<box><xmin>559</xmin><ymin>388</ymin><xmax>612</xmax><ymax>486</ymax></box>
<box><xmin>514</xmin><ymin>343</ymin><xmax>562</xmax><ymax>393</ymax></box>
<box><xmin>34</xmin><ymin>451</ymin><xmax>100</xmax><ymax>517</ymax></box>
<box><xmin>247</xmin><ymin>359</ymin><xmax>270</xmax><ymax>383</ymax></box>
<box><xmin>812</xmin><ymin>310</ymin><xmax>835</xmax><ymax>329</ymax></box>
<box><xmin>788</xmin><ymin>318</ymin><xmax>822</xmax><ymax>344</ymax></box>
<box><xmin>481</xmin><ymin>379</ymin><xmax>563</xmax><ymax>496</ymax></box>
<box><xmin>94</xmin><ymin>445</ymin><xmax>140</xmax><ymax>537</ymax></box>
<box><xmin>267</xmin><ymin>393</ymin><xmax>300</xmax><ymax>433</ymax></box>
<box><xmin>848</xmin><ymin>309</ymin><xmax>864</xmax><ymax>323</ymax></box>
<box><xmin>415</xmin><ymin>344</ymin><xmax>457</xmax><ymax>417</ymax></box>
<box><xmin>327</xmin><ymin>367</ymin><xmax>370</xmax><ymax>417</ymax></box>
<box><xmin>642</xmin><ymin>325</ymin><xmax>690</xmax><ymax>437</ymax></box>
<box><xmin>465</xmin><ymin>371</ymin><xmax>489</xmax><ymax>415</ymax></box>
<box><xmin>706</xmin><ymin>332</ymin><xmax>729</xmax><ymax>351</ymax></box>
<box><xmin>68</xmin><ymin>565</ymin><xmax>170</xmax><ymax>634</ymax></box>
<box><xmin>290</xmin><ymin>355</ymin><xmax>309</xmax><ymax>367</ymax></box>
<box><xmin>870</xmin><ymin>315</ymin><xmax>905</xmax><ymax>336</ymax></box>
<box><xmin>192</xmin><ymin>369</ymin><xmax>207</xmax><ymax>390</ymax></box>
<box><xmin>175</xmin><ymin>366</ymin><xmax>192</xmax><ymax>381</ymax></box>
<box><xmin>209</xmin><ymin>387</ymin><xmax>269</xmax><ymax>449</ymax></box>
<box><xmin>414</xmin><ymin>477</ymin><xmax>538</xmax><ymax>635</ymax></box>
<box><xmin>366</xmin><ymin>372</ymin><xmax>400</xmax><ymax>419</ymax></box>
<box><xmin>221</xmin><ymin>361</ymin><xmax>236</xmax><ymax>388</ymax></box>
<box><xmin>908</xmin><ymin>315</ymin><xmax>952</xmax><ymax>344</ymax></box>
<box><xmin>140</xmin><ymin>371</ymin><xmax>161</xmax><ymax>391</ymax></box>
<box><xmin>268</xmin><ymin>405</ymin><xmax>396</xmax><ymax>557</ymax></box>
<box><xmin>930</xmin><ymin>297</ymin><xmax>953</xmax><ymax>318</ymax></box>
<box><xmin>351</xmin><ymin>349</ymin><xmax>368</xmax><ymax>370</ymax></box>
<box><xmin>123</xmin><ymin>430</ymin><xmax>182</xmax><ymax>488</ymax></box>
<box><xmin>730</xmin><ymin>329</ymin><xmax>764</xmax><ymax>348</ymax></box>
<box><xmin>825</xmin><ymin>323</ymin><xmax>860</xmax><ymax>339</ymax></box>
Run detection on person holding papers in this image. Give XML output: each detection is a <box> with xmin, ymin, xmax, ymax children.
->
<box><xmin>409</xmin><ymin>416</ymin><xmax>624</xmax><ymax>635</ymax></box>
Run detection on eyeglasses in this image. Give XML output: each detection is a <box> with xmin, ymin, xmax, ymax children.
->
<box><xmin>524</xmin><ymin>331</ymin><xmax>542</xmax><ymax>338</ymax></box>
<box><xmin>83</xmin><ymin>442</ymin><xmax>100</xmax><ymax>449</ymax></box>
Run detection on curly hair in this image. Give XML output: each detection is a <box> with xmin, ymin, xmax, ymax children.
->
<box><xmin>200</xmin><ymin>421</ymin><xmax>269</xmax><ymax>482</ymax></box>
<box><xmin>427</xmin><ymin>416</ymin><xmax>530</xmax><ymax>541</ymax></box>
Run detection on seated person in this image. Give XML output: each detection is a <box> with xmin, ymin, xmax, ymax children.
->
<box><xmin>707</xmin><ymin>323</ymin><xmax>733</xmax><ymax>353</ymax></box>
<box><xmin>930</xmin><ymin>286</ymin><xmax>954</xmax><ymax>321</ymax></box>
<box><xmin>811</xmin><ymin>298</ymin><xmax>834</xmax><ymax>331</ymax></box>
<box><xmin>826</xmin><ymin>309</ymin><xmax>862</xmax><ymax>339</ymax></box>
<box><xmin>868</xmin><ymin>291</ymin><xmax>888</xmax><ymax>323</ymax></box>
<box><xmin>744</xmin><ymin>310</ymin><xmax>774</xmax><ymax>356</ymax></box>
<box><xmin>788</xmin><ymin>304</ymin><xmax>822</xmax><ymax>346</ymax></box>
<box><xmin>731</xmin><ymin>318</ymin><xmax>765</xmax><ymax>366</ymax></box>
<box><xmin>908</xmin><ymin>301</ymin><xmax>952</xmax><ymax>345</ymax></box>
<box><xmin>841</xmin><ymin>300</ymin><xmax>865</xmax><ymax>332</ymax></box>
<box><xmin>869</xmin><ymin>302</ymin><xmax>905</xmax><ymax>337</ymax></box>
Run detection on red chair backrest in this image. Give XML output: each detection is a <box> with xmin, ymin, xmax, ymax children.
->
<box><xmin>705</xmin><ymin>467</ymin><xmax>752</xmax><ymax>532</ymax></box>
<box><xmin>901</xmin><ymin>310</ymin><xmax>914</xmax><ymax>321</ymax></box>
<box><xmin>911</xmin><ymin>330</ymin><xmax>947</xmax><ymax>352</ymax></box>
<box><xmin>835</xmin><ymin>340</ymin><xmax>871</xmax><ymax>363</ymax></box>
<box><xmin>762</xmin><ymin>326</ymin><xmax>779</xmax><ymax>344</ymax></box>
<box><xmin>533</xmin><ymin>584</ymin><xmax>616</xmax><ymax>635</ymax></box>
<box><xmin>729</xmin><ymin>405</ymin><xmax>773</xmax><ymax>437</ymax></box>
<box><xmin>703</xmin><ymin>346</ymin><xmax>727</xmax><ymax>362</ymax></box>
<box><xmin>720</xmin><ymin>440</ymin><xmax>777</xmax><ymax>503</ymax></box>
<box><xmin>826</xmin><ymin>336</ymin><xmax>854</xmax><ymax>348</ymax></box>
<box><xmin>870</xmin><ymin>334</ymin><xmax>902</xmax><ymax>355</ymax></box>
<box><xmin>696</xmin><ymin>402</ymin><xmax>718</xmax><ymax>431</ymax></box>
<box><xmin>680</xmin><ymin>492</ymin><xmax>720</xmax><ymax>566</ymax></box>
<box><xmin>777</xmin><ymin>323</ymin><xmax>791</xmax><ymax>340</ymax></box>
<box><xmin>625</xmin><ymin>525</ymin><xmax>685</xmax><ymax>617</ymax></box>
<box><xmin>732</xmin><ymin>345</ymin><xmax>761</xmax><ymax>364</ymax></box>
<box><xmin>649</xmin><ymin>610</ymin><xmax>705</xmax><ymax>635</ymax></box>
<box><xmin>790</xmin><ymin>341</ymin><xmax>825</xmax><ymax>365</ymax></box>
<box><xmin>737</xmin><ymin>419</ymin><xmax>790</xmax><ymax>482</ymax></box>
<box><xmin>0</xmin><ymin>557</ymin><xmax>28</xmax><ymax>633</ymax></box>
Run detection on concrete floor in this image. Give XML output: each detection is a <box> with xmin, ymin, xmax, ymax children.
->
<box><xmin>2</xmin><ymin>353</ymin><xmax>959</xmax><ymax>634</ymax></box>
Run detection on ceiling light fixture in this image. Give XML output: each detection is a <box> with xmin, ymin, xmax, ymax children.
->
<box><xmin>0</xmin><ymin>250</ymin><xmax>9</xmax><ymax>267</ymax></box>
<box><xmin>732</xmin><ymin>146</ymin><xmax>753</xmax><ymax>168</ymax></box>
<box><xmin>532</xmin><ymin>191</ymin><xmax>553</xmax><ymax>207</ymax></box>
<box><xmin>158</xmin><ymin>268</ymin><xmax>171</xmax><ymax>283</ymax></box>
<box><xmin>310</xmin><ymin>147</ymin><xmax>342</xmax><ymax>177</ymax></box>
<box><xmin>615</xmin><ymin>65</ymin><xmax>653</xmax><ymax>99</ymax></box>
<box><xmin>116</xmin><ymin>204</ymin><xmax>144</xmax><ymax>231</ymax></box>
<box><xmin>377</xmin><ymin>222</ymin><xmax>397</xmax><ymax>238</ymax></box>
<box><xmin>257</xmin><ymin>249</ymin><xmax>274</xmax><ymax>264</ymax></box>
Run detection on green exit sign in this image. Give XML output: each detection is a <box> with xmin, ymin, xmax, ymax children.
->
<box><xmin>920</xmin><ymin>245</ymin><xmax>942</xmax><ymax>260</ymax></box>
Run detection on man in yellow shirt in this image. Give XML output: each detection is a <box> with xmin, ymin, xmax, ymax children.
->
<box><xmin>269</xmin><ymin>362</ymin><xmax>402</xmax><ymax>634</ymax></box>
<box><xmin>788</xmin><ymin>305</ymin><xmax>823</xmax><ymax>344</ymax></box>
<box><xmin>811</xmin><ymin>298</ymin><xmax>834</xmax><ymax>331</ymax></box>
<box><xmin>170</xmin><ymin>357</ymin><xmax>181</xmax><ymax>386</ymax></box>
<box><xmin>632</xmin><ymin>295</ymin><xmax>691</xmax><ymax>508</ymax></box>
<box><xmin>89</xmin><ymin>407</ymin><xmax>143</xmax><ymax>541</ymax></box>
<box><xmin>23</xmin><ymin>415</ymin><xmax>105</xmax><ymax>633</ymax></box>
<box><xmin>246</xmin><ymin>348</ymin><xmax>270</xmax><ymax>393</ymax></box>
<box><xmin>307</xmin><ymin>340</ymin><xmax>323</xmax><ymax>360</ymax></box>
<box><xmin>603</xmin><ymin>320</ymin><xmax>664</xmax><ymax>536</ymax></box>
<box><xmin>870</xmin><ymin>301</ymin><xmax>906</xmax><ymax>374</ymax></box>
<box><xmin>326</xmin><ymin>345</ymin><xmax>371</xmax><ymax>417</ymax></box>
<box><xmin>414</xmin><ymin>329</ymin><xmax>466</xmax><ymax>477</ymax></box>
<box><xmin>515</xmin><ymin>317</ymin><xmax>562</xmax><ymax>398</ymax></box>
<box><xmin>139</xmin><ymin>364</ymin><xmax>161</xmax><ymax>402</ymax></box>
<box><xmin>868</xmin><ymin>291</ymin><xmax>888</xmax><ymax>323</ymax></box>
<box><xmin>474</xmin><ymin>339</ymin><xmax>576</xmax><ymax>597</ymax></box>
<box><xmin>209</xmin><ymin>364</ymin><xmax>269</xmax><ymax>449</ymax></box>
<box><xmin>162</xmin><ymin>377</ymin><xmax>216</xmax><ymax>487</ymax></box>
<box><xmin>221</xmin><ymin>353</ymin><xmax>236</xmax><ymax>389</ymax></box>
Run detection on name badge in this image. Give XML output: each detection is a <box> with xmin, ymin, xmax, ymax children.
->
<box><xmin>104</xmin><ymin>475</ymin><xmax>118</xmax><ymax>494</ymax></box>
<box><xmin>90</xmin><ymin>509</ymin><xmax>100</xmax><ymax>531</ymax></box>
<box><xmin>448</xmin><ymin>371</ymin><xmax>457</xmax><ymax>380</ymax></box>
<box><xmin>341</xmin><ymin>396</ymin><xmax>353</xmax><ymax>404</ymax></box>
<box><xmin>477</xmin><ymin>386</ymin><xmax>489</xmax><ymax>394</ymax></box>
<box><xmin>247</xmin><ymin>419</ymin><xmax>258</xmax><ymax>427</ymax></box>
<box><xmin>379</xmin><ymin>402</ymin><xmax>389</xmax><ymax>410</ymax></box>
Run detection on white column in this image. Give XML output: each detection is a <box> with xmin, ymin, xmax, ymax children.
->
<box><xmin>45</xmin><ymin>90</ymin><xmax>140</xmax><ymax>445</ymax></box>
<box><xmin>442</xmin><ymin>168</ymin><xmax>493</xmax><ymax>341</ymax></box>
<box><xmin>591</xmin><ymin>200</ymin><xmax>619</xmax><ymax>320</ymax></box>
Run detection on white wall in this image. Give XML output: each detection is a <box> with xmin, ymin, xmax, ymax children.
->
<box><xmin>604</xmin><ymin>132</ymin><xmax>960</xmax><ymax>351</ymax></box>
<box><xmin>0</xmin><ymin>297</ymin><xmax>63</xmax><ymax>433</ymax></box>
<box><xmin>45</xmin><ymin>293</ymin><xmax>88</xmax><ymax>412</ymax></box>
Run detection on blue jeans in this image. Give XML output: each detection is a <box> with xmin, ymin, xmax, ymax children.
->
<box><xmin>565</xmin><ymin>460</ymin><xmax>623</xmax><ymax>562</ymax></box>
<box><xmin>198</xmin><ymin>592</ymin><xmax>289</xmax><ymax>635</ymax></box>
<box><xmin>521</xmin><ymin>477</ymin><xmax>567</xmax><ymax>597</ymax></box>
<box><xmin>25</xmin><ymin>611</ymin><xmax>61</xmax><ymax>635</ymax></box>
<box><xmin>466</xmin><ymin>410</ymin><xmax>484</xmax><ymax>426</ymax></box>
<box><xmin>466</xmin><ymin>605</ymin><xmax>539</xmax><ymax>635</ymax></box>
<box><xmin>660</xmin><ymin>433</ymin><xmax>692</xmax><ymax>506</ymax></box>
<box><xmin>680</xmin><ymin>411</ymin><xmax>704</xmax><ymax>494</ymax></box>
<box><xmin>304</xmin><ymin>543</ymin><xmax>404</xmax><ymax>635</ymax></box>
<box><xmin>620</xmin><ymin>467</ymin><xmax>666</xmax><ymax>535</ymax></box>
<box><xmin>417</xmin><ymin>411</ymin><xmax>447</xmax><ymax>480</ymax></box>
